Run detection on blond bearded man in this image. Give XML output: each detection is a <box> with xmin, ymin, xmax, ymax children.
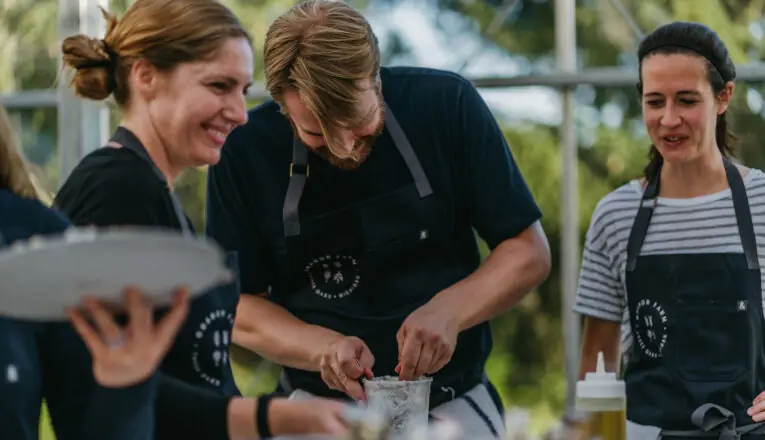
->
<box><xmin>206</xmin><ymin>1</ymin><xmax>552</xmax><ymax>436</ymax></box>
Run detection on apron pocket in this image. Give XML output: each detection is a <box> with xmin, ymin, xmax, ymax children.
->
<box><xmin>674</xmin><ymin>298</ymin><xmax>750</xmax><ymax>382</ymax></box>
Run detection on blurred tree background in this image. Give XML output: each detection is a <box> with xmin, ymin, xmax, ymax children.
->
<box><xmin>2</xmin><ymin>0</ymin><xmax>765</xmax><ymax>437</ymax></box>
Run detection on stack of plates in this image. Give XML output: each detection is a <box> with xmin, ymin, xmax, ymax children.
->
<box><xmin>0</xmin><ymin>227</ymin><xmax>231</xmax><ymax>321</ymax></box>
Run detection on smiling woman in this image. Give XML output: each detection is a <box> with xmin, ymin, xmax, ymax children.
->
<box><xmin>60</xmin><ymin>0</ymin><xmax>254</xmax><ymax>180</ymax></box>
<box><xmin>49</xmin><ymin>1</ymin><xmax>351</xmax><ymax>439</ymax></box>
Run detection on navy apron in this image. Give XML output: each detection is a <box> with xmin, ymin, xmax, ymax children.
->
<box><xmin>108</xmin><ymin>127</ymin><xmax>241</xmax><ymax>396</ymax></box>
<box><xmin>624</xmin><ymin>158</ymin><xmax>765</xmax><ymax>439</ymax></box>
<box><xmin>272</xmin><ymin>104</ymin><xmax>502</xmax><ymax>435</ymax></box>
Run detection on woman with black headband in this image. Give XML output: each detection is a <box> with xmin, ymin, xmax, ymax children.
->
<box><xmin>52</xmin><ymin>0</ymin><xmax>349</xmax><ymax>439</ymax></box>
<box><xmin>0</xmin><ymin>103</ymin><xmax>190</xmax><ymax>440</ymax></box>
<box><xmin>574</xmin><ymin>22</ymin><xmax>765</xmax><ymax>438</ymax></box>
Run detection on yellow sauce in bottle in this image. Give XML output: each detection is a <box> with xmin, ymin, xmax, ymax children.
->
<box><xmin>575</xmin><ymin>352</ymin><xmax>627</xmax><ymax>440</ymax></box>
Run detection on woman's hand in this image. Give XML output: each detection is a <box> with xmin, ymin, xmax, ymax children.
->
<box><xmin>228</xmin><ymin>396</ymin><xmax>350</xmax><ymax>439</ymax></box>
<box><xmin>269</xmin><ymin>398</ymin><xmax>350</xmax><ymax>436</ymax></box>
<box><xmin>68</xmin><ymin>286</ymin><xmax>189</xmax><ymax>388</ymax></box>
<box><xmin>749</xmin><ymin>391</ymin><xmax>765</xmax><ymax>422</ymax></box>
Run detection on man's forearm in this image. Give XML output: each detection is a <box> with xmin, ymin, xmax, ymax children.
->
<box><xmin>233</xmin><ymin>294</ymin><xmax>344</xmax><ymax>371</ymax></box>
<box><xmin>430</xmin><ymin>221</ymin><xmax>551</xmax><ymax>332</ymax></box>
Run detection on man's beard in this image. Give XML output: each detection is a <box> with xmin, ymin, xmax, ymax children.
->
<box><xmin>290</xmin><ymin>101</ymin><xmax>386</xmax><ymax>171</ymax></box>
<box><xmin>314</xmin><ymin>112</ymin><xmax>384</xmax><ymax>170</ymax></box>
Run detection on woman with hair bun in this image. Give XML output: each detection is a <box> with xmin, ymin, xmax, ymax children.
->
<box><xmin>54</xmin><ymin>1</ymin><xmax>350</xmax><ymax>439</ymax></box>
<box><xmin>0</xmin><ymin>102</ymin><xmax>191</xmax><ymax>440</ymax></box>
<box><xmin>575</xmin><ymin>21</ymin><xmax>765</xmax><ymax>438</ymax></box>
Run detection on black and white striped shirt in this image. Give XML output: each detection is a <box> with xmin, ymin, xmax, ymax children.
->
<box><xmin>573</xmin><ymin>168</ymin><xmax>765</xmax><ymax>354</ymax></box>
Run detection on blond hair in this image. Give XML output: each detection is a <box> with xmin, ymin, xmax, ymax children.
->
<box><xmin>61</xmin><ymin>0</ymin><xmax>252</xmax><ymax>107</ymax></box>
<box><xmin>264</xmin><ymin>0</ymin><xmax>380</xmax><ymax>158</ymax></box>
<box><xmin>0</xmin><ymin>105</ymin><xmax>39</xmax><ymax>200</ymax></box>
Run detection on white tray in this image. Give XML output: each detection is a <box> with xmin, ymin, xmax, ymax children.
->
<box><xmin>0</xmin><ymin>227</ymin><xmax>233</xmax><ymax>321</ymax></box>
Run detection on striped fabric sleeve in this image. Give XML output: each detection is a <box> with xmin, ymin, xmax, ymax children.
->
<box><xmin>573</xmin><ymin>198</ymin><xmax>626</xmax><ymax>322</ymax></box>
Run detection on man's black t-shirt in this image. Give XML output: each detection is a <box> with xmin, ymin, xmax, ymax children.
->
<box><xmin>53</xmin><ymin>136</ymin><xmax>239</xmax><ymax>440</ymax></box>
<box><xmin>206</xmin><ymin>66</ymin><xmax>542</xmax><ymax>400</ymax></box>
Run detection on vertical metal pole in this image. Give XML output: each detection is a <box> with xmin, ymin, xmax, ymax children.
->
<box><xmin>555</xmin><ymin>0</ymin><xmax>581</xmax><ymax>420</ymax></box>
<box><xmin>57</xmin><ymin>0</ymin><xmax>110</xmax><ymax>187</ymax></box>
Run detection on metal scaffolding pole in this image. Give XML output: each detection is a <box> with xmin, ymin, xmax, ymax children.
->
<box><xmin>57</xmin><ymin>0</ymin><xmax>110</xmax><ymax>187</ymax></box>
<box><xmin>556</xmin><ymin>0</ymin><xmax>581</xmax><ymax>421</ymax></box>
<box><xmin>6</xmin><ymin>63</ymin><xmax>765</xmax><ymax>111</ymax></box>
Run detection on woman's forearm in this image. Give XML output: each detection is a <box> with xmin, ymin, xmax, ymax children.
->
<box><xmin>579</xmin><ymin>316</ymin><xmax>622</xmax><ymax>379</ymax></box>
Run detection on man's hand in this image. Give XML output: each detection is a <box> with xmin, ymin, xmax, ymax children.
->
<box><xmin>320</xmin><ymin>336</ymin><xmax>374</xmax><ymax>401</ymax></box>
<box><xmin>395</xmin><ymin>303</ymin><xmax>458</xmax><ymax>381</ymax></box>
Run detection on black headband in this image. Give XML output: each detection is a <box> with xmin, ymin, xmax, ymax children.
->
<box><xmin>641</xmin><ymin>42</ymin><xmax>734</xmax><ymax>82</ymax></box>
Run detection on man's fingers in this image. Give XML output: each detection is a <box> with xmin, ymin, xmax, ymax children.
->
<box><xmin>339</xmin><ymin>354</ymin><xmax>363</xmax><ymax>380</ymax></box>
<box><xmin>332</xmin><ymin>351</ymin><xmax>366</xmax><ymax>401</ymax></box>
<box><xmin>396</xmin><ymin>327</ymin><xmax>406</xmax><ymax>353</ymax></box>
<box><xmin>398</xmin><ymin>334</ymin><xmax>423</xmax><ymax>381</ymax></box>
<box><xmin>68</xmin><ymin>308</ymin><xmax>107</xmax><ymax>359</ymax></box>
<box><xmin>357</xmin><ymin>345</ymin><xmax>375</xmax><ymax>371</ymax></box>
<box><xmin>425</xmin><ymin>341</ymin><xmax>449</xmax><ymax>374</ymax></box>
<box><xmin>340</xmin><ymin>338</ymin><xmax>375</xmax><ymax>380</ymax></box>
<box><xmin>428</xmin><ymin>343</ymin><xmax>453</xmax><ymax>375</ymax></box>
<box><xmin>321</xmin><ymin>367</ymin><xmax>343</xmax><ymax>391</ymax></box>
<box><xmin>429</xmin><ymin>356</ymin><xmax>449</xmax><ymax>376</ymax></box>
<box><xmin>343</xmin><ymin>380</ymin><xmax>366</xmax><ymax>402</ymax></box>
<box><xmin>414</xmin><ymin>346</ymin><xmax>435</xmax><ymax>379</ymax></box>
<box><xmin>329</xmin><ymin>351</ymin><xmax>350</xmax><ymax>389</ymax></box>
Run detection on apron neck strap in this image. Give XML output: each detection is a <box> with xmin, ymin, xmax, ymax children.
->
<box><xmin>108</xmin><ymin>127</ymin><xmax>193</xmax><ymax>237</ymax></box>
<box><xmin>282</xmin><ymin>102</ymin><xmax>433</xmax><ymax>237</ymax></box>
<box><xmin>626</xmin><ymin>157</ymin><xmax>756</xmax><ymax>270</ymax></box>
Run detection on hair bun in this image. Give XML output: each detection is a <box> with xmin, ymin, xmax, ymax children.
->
<box><xmin>63</xmin><ymin>36</ymin><xmax>114</xmax><ymax>70</ymax></box>
<box><xmin>61</xmin><ymin>35</ymin><xmax>117</xmax><ymax>100</ymax></box>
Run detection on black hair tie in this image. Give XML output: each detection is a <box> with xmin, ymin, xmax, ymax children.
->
<box><xmin>74</xmin><ymin>59</ymin><xmax>113</xmax><ymax>69</ymax></box>
<box><xmin>101</xmin><ymin>40</ymin><xmax>117</xmax><ymax>59</ymax></box>
<box><xmin>74</xmin><ymin>40</ymin><xmax>115</xmax><ymax>69</ymax></box>
<box><xmin>73</xmin><ymin>39</ymin><xmax>118</xmax><ymax>93</ymax></box>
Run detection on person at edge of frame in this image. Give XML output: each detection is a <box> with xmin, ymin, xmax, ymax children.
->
<box><xmin>0</xmin><ymin>102</ymin><xmax>190</xmax><ymax>440</ymax></box>
<box><xmin>574</xmin><ymin>21</ymin><xmax>765</xmax><ymax>440</ymax></box>
<box><xmin>53</xmin><ymin>1</ymin><xmax>352</xmax><ymax>439</ymax></box>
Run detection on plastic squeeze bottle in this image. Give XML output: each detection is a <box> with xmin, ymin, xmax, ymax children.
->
<box><xmin>575</xmin><ymin>351</ymin><xmax>626</xmax><ymax>440</ymax></box>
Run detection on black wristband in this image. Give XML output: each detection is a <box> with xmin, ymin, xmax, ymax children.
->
<box><xmin>256</xmin><ymin>394</ymin><xmax>275</xmax><ymax>439</ymax></box>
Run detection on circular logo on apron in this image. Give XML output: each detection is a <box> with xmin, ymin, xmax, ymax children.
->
<box><xmin>634</xmin><ymin>299</ymin><xmax>668</xmax><ymax>358</ymax></box>
<box><xmin>305</xmin><ymin>255</ymin><xmax>360</xmax><ymax>300</ymax></box>
<box><xmin>191</xmin><ymin>309</ymin><xmax>234</xmax><ymax>387</ymax></box>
